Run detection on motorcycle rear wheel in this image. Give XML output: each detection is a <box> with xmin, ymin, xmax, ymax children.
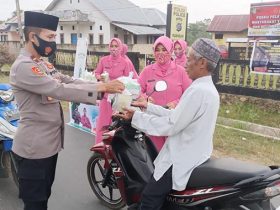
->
<box><xmin>87</xmin><ymin>153</ymin><xmax>125</xmax><ymax>209</ymax></box>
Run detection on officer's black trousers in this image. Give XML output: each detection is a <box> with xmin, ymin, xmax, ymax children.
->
<box><xmin>140</xmin><ymin>166</ymin><xmax>173</xmax><ymax>210</ymax></box>
<box><xmin>14</xmin><ymin>152</ymin><xmax>58</xmax><ymax>210</ymax></box>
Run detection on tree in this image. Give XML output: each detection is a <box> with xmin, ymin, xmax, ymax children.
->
<box><xmin>187</xmin><ymin>19</ymin><xmax>212</xmax><ymax>45</ymax></box>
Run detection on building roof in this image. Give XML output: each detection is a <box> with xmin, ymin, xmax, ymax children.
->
<box><xmin>0</xmin><ymin>23</ymin><xmax>11</xmax><ymax>32</ymax></box>
<box><xmin>45</xmin><ymin>0</ymin><xmax>166</xmax><ymax>26</ymax></box>
<box><xmin>46</xmin><ymin>10</ymin><xmax>90</xmax><ymax>22</ymax></box>
<box><xmin>113</xmin><ymin>23</ymin><xmax>164</xmax><ymax>35</ymax></box>
<box><xmin>207</xmin><ymin>15</ymin><xmax>249</xmax><ymax>32</ymax></box>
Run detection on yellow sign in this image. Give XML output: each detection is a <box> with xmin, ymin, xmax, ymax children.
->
<box><xmin>170</xmin><ymin>4</ymin><xmax>187</xmax><ymax>40</ymax></box>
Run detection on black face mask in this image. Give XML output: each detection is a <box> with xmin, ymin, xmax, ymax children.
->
<box><xmin>32</xmin><ymin>34</ymin><xmax>57</xmax><ymax>57</ymax></box>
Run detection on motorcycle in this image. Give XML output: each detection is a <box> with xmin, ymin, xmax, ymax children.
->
<box><xmin>87</xmin><ymin>81</ymin><xmax>280</xmax><ymax>210</ymax></box>
<box><xmin>0</xmin><ymin>83</ymin><xmax>19</xmax><ymax>186</ymax></box>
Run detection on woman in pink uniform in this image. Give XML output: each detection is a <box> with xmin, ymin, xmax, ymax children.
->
<box><xmin>121</xmin><ymin>44</ymin><xmax>139</xmax><ymax>78</ymax></box>
<box><xmin>94</xmin><ymin>38</ymin><xmax>138</xmax><ymax>144</ymax></box>
<box><xmin>174</xmin><ymin>39</ymin><xmax>188</xmax><ymax>68</ymax></box>
<box><xmin>138</xmin><ymin>36</ymin><xmax>192</xmax><ymax>151</ymax></box>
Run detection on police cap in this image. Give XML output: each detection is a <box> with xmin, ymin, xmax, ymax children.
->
<box><xmin>24</xmin><ymin>11</ymin><xmax>59</xmax><ymax>31</ymax></box>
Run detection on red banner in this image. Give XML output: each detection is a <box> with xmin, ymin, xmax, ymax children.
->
<box><xmin>248</xmin><ymin>2</ymin><xmax>280</xmax><ymax>36</ymax></box>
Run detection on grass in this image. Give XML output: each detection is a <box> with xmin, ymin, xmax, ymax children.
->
<box><xmin>213</xmin><ymin>125</ymin><xmax>280</xmax><ymax>166</ymax></box>
<box><xmin>219</xmin><ymin>101</ymin><xmax>279</xmax><ymax>128</ymax></box>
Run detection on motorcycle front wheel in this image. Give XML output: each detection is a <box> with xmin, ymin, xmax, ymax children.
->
<box><xmin>87</xmin><ymin>153</ymin><xmax>125</xmax><ymax>209</ymax></box>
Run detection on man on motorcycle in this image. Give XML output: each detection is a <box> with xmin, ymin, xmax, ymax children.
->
<box><xmin>9</xmin><ymin>11</ymin><xmax>124</xmax><ymax>210</ymax></box>
<box><xmin>117</xmin><ymin>38</ymin><xmax>221</xmax><ymax>210</ymax></box>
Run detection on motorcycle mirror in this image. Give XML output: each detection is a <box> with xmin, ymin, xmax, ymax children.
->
<box><xmin>154</xmin><ymin>80</ymin><xmax>167</xmax><ymax>92</ymax></box>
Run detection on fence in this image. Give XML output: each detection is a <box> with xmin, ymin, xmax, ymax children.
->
<box><xmin>214</xmin><ymin>59</ymin><xmax>280</xmax><ymax>100</ymax></box>
<box><xmin>53</xmin><ymin>49</ymin><xmax>141</xmax><ymax>74</ymax></box>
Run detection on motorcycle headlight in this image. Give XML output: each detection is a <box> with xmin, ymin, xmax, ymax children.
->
<box><xmin>0</xmin><ymin>90</ymin><xmax>14</xmax><ymax>103</ymax></box>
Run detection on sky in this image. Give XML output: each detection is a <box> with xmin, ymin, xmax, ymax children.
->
<box><xmin>0</xmin><ymin>0</ymin><xmax>274</xmax><ymax>23</ymax></box>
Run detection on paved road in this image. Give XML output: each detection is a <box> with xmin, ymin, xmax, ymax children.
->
<box><xmin>0</xmin><ymin>124</ymin><xmax>125</xmax><ymax>210</ymax></box>
<box><xmin>0</xmin><ymin>122</ymin><xmax>280</xmax><ymax>210</ymax></box>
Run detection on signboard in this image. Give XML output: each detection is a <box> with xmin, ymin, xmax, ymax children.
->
<box><xmin>68</xmin><ymin>37</ymin><xmax>99</xmax><ymax>135</ymax></box>
<box><xmin>166</xmin><ymin>4</ymin><xmax>188</xmax><ymax>40</ymax></box>
<box><xmin>250</xmin><ymin>40</ymin><xmax>280</xmax><ymax>75</ymax></box>
<box><xmin>73</xmin><ymin>38</ymin><xmax>88</xmax><ymax>78</ymax></box>
<box><xmin>248</xmin><ymin>2</ymin><xmax>280</xmax><ymax>36</ymax></box>
<box><xmin>230</xmin><ymin>47</ymin><xmax>253</xmax><ymax>60</ymax></box>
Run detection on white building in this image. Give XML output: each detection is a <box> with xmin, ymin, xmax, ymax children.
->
<box><xmin>0</xmin><ymin>0</ymin><xmax>167</xmax><ymax>55</ymax></box>
<box><xmin>45</xmin><ymin>0</ymin><xmax>166</xmax><ymax>46</ymax></box>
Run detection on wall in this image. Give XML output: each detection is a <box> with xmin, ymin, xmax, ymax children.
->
<box><xmin>212</xmin><ymin>31</ymin><xmax>248</xmax><ymax>48</ymax></box>
<box><xmin>50</xmin><ymin>0</ymin><xmax>111</xmax><ymax>44</ymax></box>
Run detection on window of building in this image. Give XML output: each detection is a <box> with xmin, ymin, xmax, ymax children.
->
<box><xmin>133</xmin><ymin>35</ymin><xmax>137</xmax><ymax>44</ymax></box>
<box><xmin>215</xmin><ymin>33</ymin><xmax>223</xmax><ymax>39</ymax></box>
<box><xmin>99</xmin><ymin>25</ymin><xmax>103</xmax><ymax>30</ymax></box>
<box><xmin>60</xmin><ymin>25</ymin><xmax>63</xmax><ymax>30</ymax></box>
<box><xmin>71</xmin><ymin>33</ymin><xmax>78</xmax><ymax>45</ymax></box>
<box><xmin>124</xmin><ymin>34</ymin><xmax>128</xmax><ymax>44</ymax></box>
<box><xmin>147</xmin><ymin>36</ymin><xmax>153</xmax><ymax>44</ymax></box>
<box><xmin>89</xmin><ymin>34</ymin><xmax>94</xmax><ymax>44</ymax></box>
<box><xmin>114</xmin><ymin>34</ymin><xmax>118</xmax><ymax>38</ymax></box>
<box><xmin>60</xmin><ymin>33</ymin><xmax>64</xmax><ymax>44</ymax></box>
<box><xmin>0</xmin><ymin>35</ymin><xmax>8</xmax><ymax>42</ymax></box>
<box><xmin>78</xmin><ymin>0</ymin><xmax>80</xmax><ymax>2</ymax></box>
<box><xmin>72</xmin><ymin>26</ymin><xmax>75</xmax><ymax>30</ymax></box>
<box><xmin>99</xmin><ymin>34</ymin><xmax>104</xmax><ymax>44</ymax></box>
<box><xmin>70</xmin><ymin>0</ymin><xmax>72</xmax><ymax>3</ymax></box>
<box><xmin>90</xmin><ymin>25</ymin><xmax>93</xmax><ymax>30</ymax></box>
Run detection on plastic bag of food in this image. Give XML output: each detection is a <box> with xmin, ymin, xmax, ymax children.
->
<box><xmin>109</xmin><ymin>74</ymin><xmax>141</xmax><ymax>112</ymax></box>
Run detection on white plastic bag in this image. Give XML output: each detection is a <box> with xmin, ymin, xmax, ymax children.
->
<box><xmin>109</xmin><ymin>74</ymin><xmax>141</xmax><ymax>112</ymax></box>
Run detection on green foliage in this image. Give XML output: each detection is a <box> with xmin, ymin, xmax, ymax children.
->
<box><xmin>219</xmin><ymin>101</ymin><xmax>280</xmax><ymax>128</ymax></box>
<box><xmin>187</xmin><ymin>19</ymin><xmax>212</xmax><ymax>45</ymax></box>
<box><xmin>214</xmin><ymin>126</ymin><xmax>280</xmax><ymax>165</ymax></box>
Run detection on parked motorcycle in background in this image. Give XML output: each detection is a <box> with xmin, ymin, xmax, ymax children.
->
<box><xmin>87</xmin><ymin>81</ymin><xmax>280</xmax><ymax>210</ymax></box>
<box><xmin>0</xmin><ymin>84</ymin><xmax>19</xmax><ymax>186</ymax></box>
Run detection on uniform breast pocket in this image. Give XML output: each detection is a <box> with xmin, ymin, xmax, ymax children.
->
<box><xmin>41</xmin><ymin>95</ymin><xmax>59</xmax><ymax>104</ymax></box>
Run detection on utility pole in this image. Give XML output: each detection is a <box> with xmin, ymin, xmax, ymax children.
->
<box><xmin>15</xmin><ymin>0</ymin><xmax>24</xmax><ymax>47</ymax></box>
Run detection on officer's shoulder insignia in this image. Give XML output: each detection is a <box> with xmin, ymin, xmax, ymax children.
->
<box><xmin>31</xmin><ymin>66</ymin><xmax>45</xmax><ymax>76</ymax></box>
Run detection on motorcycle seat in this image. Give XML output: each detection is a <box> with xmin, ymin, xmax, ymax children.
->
<box><xmin>0</xmin><ymin>84</ymin><xmax>11</xmax><ymax>91</ymax></box>
<box><xmin>186</xmin><ymin>158</ymin><xmax>270</xmax><ymax>188</ymax></box>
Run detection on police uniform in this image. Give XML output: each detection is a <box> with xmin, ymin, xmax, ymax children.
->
<box><xmin>9</xmin><ymin>11</ymin><xmax>100</xmax><ymax>210</ymax></box>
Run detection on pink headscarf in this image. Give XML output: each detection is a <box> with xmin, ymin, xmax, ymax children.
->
<box><xmin>174</xmin><ymin>39</ymin><xmax>187</xmax><ymax>67</ymax></box>
<box><xmin>109</xmin><ymin>38</ymin><xmax>123</xmax><ymax>60</ymax></box>
<box><xmin>153</xmin><ymin>36</ymin><xmax>173</xmax><ymax>73</ymax></box>
<box><xmin>121</xmin><ymin>44</ymin><xmax>128</xmax><ymax>57</ymax></box>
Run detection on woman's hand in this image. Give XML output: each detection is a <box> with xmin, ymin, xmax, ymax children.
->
<box><xmin>131</xmin><ymin>99</ymin><xmax>148</xmax><ymax>109</ymax></box>
<box><xmin>166</xmin><ymin>101</ymin><xmax>176</xmax><ymax>109</ymax></box>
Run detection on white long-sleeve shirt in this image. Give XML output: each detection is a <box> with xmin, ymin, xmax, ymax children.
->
<box><xmin>131</xmin><ymin>75</ymin><xmax>220</xmax><ymax>191</ymax></box>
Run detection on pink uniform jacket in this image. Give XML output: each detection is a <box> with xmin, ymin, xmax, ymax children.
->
<box><xmin>94</xmin><ymin>39</ymin><xmax>138</xmax><ymax>144</ymax></box>
<box><xmin>174</xmin><ymin>40</ymin><xmax>188</xmax><ymax>68</ymax></box>
<box><xmin>138</xmin><ymin>61</ymin><xmax>192</xmax><ymax>150</ymax></box>
<box><xmin>137</xmin><ymin>36</ymin><xmax>192</xmax><ymax>151</ymax></box>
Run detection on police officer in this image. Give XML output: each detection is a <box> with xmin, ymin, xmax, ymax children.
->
<box><xmin>9</xmin><ymin>11</ymin><xmax>124</xmax><ymax>210</ymax></box>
